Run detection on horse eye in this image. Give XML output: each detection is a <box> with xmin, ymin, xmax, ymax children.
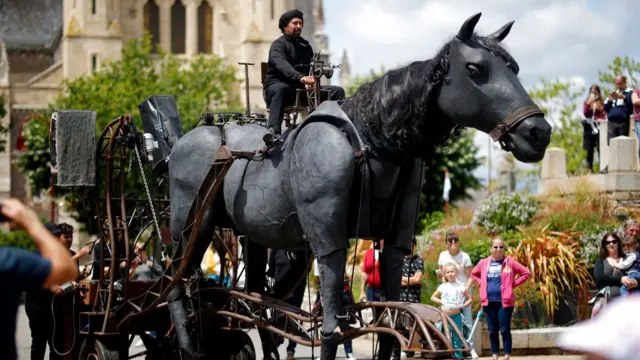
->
<box><xmin>466</xmin><ymin>63</ymin><xmax>483</xmax><ymax>77</ymax></box>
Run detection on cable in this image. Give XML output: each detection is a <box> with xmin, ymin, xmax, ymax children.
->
<box><xmin>50</xmin><ymin>288</ymin><xmax>77</xmax><ymax>356</ymax></box>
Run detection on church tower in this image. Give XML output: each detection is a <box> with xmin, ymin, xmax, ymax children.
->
<box><xmin>340</xmin><ymin>49</ymin><xmax>351</xmax><ymax>90</ymax></box>
<box><xmin>61</xmin><ymin>0</ymin><xmax>123</xmax><ymax>80</ymax></box>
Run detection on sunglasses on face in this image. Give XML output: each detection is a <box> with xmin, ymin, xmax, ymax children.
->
<box><xmin>493</xmin><ymin>246</ymin><xmax>504</xmax><ymax>249</ymax></box>
<box><xmin>447</xmin><ymin>239</ymin><xmax>459</xmax><ymax>244</ymax></box>
<box><xmin>604</xmin><ymin>240</ymin><xmax>619</xmax><ymax>245</ymax></box>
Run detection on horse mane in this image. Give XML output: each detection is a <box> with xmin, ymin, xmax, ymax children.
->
<box><xmin>340</xmin><ymin>33</ymin><xmax>518</xmax><ymax>159</ymax></box>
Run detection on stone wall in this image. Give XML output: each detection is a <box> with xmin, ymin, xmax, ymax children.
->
<box><xmin>538</xmin><ymin>136</ymin><xmax>640</xmax><ymax>212</ymax></box>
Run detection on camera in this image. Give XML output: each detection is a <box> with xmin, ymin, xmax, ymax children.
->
<box><xmin>59</xmin><ymin>281</ymin><xmax>75</xmax><ymax>294</ymax></box>
<box><xmin>0</xmin><ymin>202</ymin><xmax>7</xmax><ymax>223</ymax></box>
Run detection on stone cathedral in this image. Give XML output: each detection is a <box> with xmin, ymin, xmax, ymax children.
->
<box><xmin>0</xmin><ymin>0</ymin><xmax>352</xmax><ymax>203</ymax></box>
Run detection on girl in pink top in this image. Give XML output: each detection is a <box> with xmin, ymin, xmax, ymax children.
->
<box><xmin>466</xmin><ymin>238</ymin><xmax>531</xmax><ymax>360</ymax></box>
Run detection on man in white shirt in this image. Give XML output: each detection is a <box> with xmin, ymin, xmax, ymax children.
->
<box><xmin>437</xmin><ymin>232</ymin><xmax>478</xmax><ymax>359</ymax></box>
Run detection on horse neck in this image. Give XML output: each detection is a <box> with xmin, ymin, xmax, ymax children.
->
<box><xmin>341</xmin><ymin>61</ymin><xmax>451</xmax><ymax>160</ymax></box>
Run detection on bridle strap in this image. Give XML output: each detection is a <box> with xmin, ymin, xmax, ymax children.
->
<box><xmin>489</xmin><ymin>103</ymin><xmax>544</xmax><ymax>142</ymax></box>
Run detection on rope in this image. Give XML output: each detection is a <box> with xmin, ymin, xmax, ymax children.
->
<box><xmin>50</xmin><ymin>289</ymin><xmax>77</xmax><ymax>356</ymax></box>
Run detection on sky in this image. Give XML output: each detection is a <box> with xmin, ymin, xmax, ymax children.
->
<box><xmin>321</xmin><ymin>0</ymin><xmax>640</xmax><ymax>190</ymax></box>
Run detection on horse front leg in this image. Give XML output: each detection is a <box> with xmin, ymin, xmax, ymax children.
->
<box><xmin>378</xmin><ymin>245</ymin><xmax>406</xmax><ymax>360</ymax></box>
<box><xmin>242</xmin><ymin>238</ymin><xmax>280</xmax><ymax>360</ymax></box>
<box><xmin>379</xmin><ymin>158</ymin><xmax>423</xmax><ymax>360</ymax></box>
<box><xmin>317</xmin><ymin>249</ymin><xmax>348</xmax><ymax>360</ymax></box>
<box><xmin>168</xmin><ymin>205</ymin><xmax>216</xmax><ymax>360</ymax></box>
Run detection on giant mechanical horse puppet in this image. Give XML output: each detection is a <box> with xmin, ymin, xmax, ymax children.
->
<box><xmin>166</xmin><ymin>13</ymin><xmax>551</xmax><ymax>360</ymax></box>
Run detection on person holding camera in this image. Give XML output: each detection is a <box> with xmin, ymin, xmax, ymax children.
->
<box><xmin>0</xmin><ymin>198</ymin><xmax>78</xmax><ymax>360</ymax></box>
<box><xmin>602</xmin><ymin>76</ymin><xmax>634</xmax><ymax>173</ymax></box>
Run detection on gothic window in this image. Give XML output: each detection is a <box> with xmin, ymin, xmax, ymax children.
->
<box><xmin>143</xmin><ymin>0</ymin><xmax>160</xmax><ymax>52</ymax></box>
<box><xmin>171</xmin><ymin>0</ymin><xmax>186</xmax><ymax>54</ymax></box>
<box><xmin>91</xmin><ymin>54</ymin><xmax>100</xmax><ymax>73</ymax></box>
<box><xmin>198</xmin><ymin>1</ymin><xmax>213</xmax><ymax>54</ymax></box>
<box><xmin>91</xmin><ymin>0</ymin><xmax>97</xmax><ymax>15</ymax></box>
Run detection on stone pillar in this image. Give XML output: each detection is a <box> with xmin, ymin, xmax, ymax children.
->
<box><xmin>599</xmin><ymin>120</ymin><xmax>609</xmax><ymax>171</ymax></box>
<box><xmin>541</xmin><ymin>147</ymin><xmax>568</xmax><ymax>180</ymax></box>
<box><xmin>609</xmin><ymin>136</ymin><xmax>637</xmax><ymax>173</ymax></box>
<box><xmin>185</xmin><ymin>0</ymin><xmax>200</xmax><ymax>57</ymax></box>
<box><xmin>157</xmin><ymin>0</ymin><xmax>174</xmax><ymax>53</ymax></box>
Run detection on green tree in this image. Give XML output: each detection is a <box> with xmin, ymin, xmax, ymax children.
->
<box><xmin>598</xmin><ymin>56</ymin><xmax>640</xmax><ymax>92</ymax></box>
<box><xmin>346</xmin><ymin>68</ymin><xmax>482</xmax><ymax>232</ymax></box>
<box><xmin>528</xmin><ymin>78</ymin><xmax>586</xmax><ymax>176</ymax></box>
<box><xmin>0</xmin><ymin>95</ymin><xmax>7</xmax><ymax>153</ymax></box>
<box><xmin>16</xmin><ymin>33</ymin><xmax>241</xmax><ymax>230</ymax></box>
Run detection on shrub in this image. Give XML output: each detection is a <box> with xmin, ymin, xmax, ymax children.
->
<box><xmin>0</xmin><ymin>229</ymin><xmax>35</xmax><ymax>251</ymax></box>
<box><xmin>536</xmin><ymin>198</ymin><xmax>616</xmax><ymax>235</ymax></box>
<box><xmin>508</xmin><ymin>226</ymin><xmax>592</xmax><ymax>321</ymax></box>
<box><xmin>512</xmin><ymin>281</ymin><xmax>548</xmax><ymax>329</ymax></box>
<box><xmin>464</xmin><ymin>240</ymin><xmax>490</xmax><ymax>266</ymax></box>
<box><xmin>421</xmin><ymin>211</ymin><xmax>445</xmax><ymax>233</ymax></box>
<box><xmin>441</xmin><ymin>208</ymin><xmax>474</xmax><ymax>228</ymax></box>
<box><xmin>472</xmin><ymin>192</ymin><xmax>540</xmax><ymax>234</ymax></box>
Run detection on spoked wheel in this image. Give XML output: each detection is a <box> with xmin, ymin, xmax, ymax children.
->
<box><xmin>78</xmin><ymin>337</ymin><xmax>126</xmax><ymax>360</ymax></box>
<box><xmin>221</xmin><ymin>330</ymin><xmax>256</xmax><ymax>360</ymax></box>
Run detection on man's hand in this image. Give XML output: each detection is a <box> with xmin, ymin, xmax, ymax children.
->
<box><xmin>77</xmin><ymin>245</ymin><xmax>91</xmax><ymax>257</ymax></box>
<box><xmin>51</xmin><ymin>285</ymin><xmax>64</xmax><ymax>295</ymax></box>
<box><xmin>300</xmin><ymin>76</ymin><xmax>315</xmax><ymax>86</ymax></box>
<box><xmin>1</xmin><ymin>198</ymin><xmax>40</xmax><ymax>229</ymax></box>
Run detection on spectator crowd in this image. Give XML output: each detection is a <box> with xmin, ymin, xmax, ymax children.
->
<box><xmin>582</xmin><ymin>75</ymin><xmax>640</xmax><ymax>173</ymax></box>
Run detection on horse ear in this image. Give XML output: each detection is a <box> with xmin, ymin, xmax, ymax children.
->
<box><xmin>456</xmin><ymin>13</ymin><xmax>482</xmax><ymax>41</ymax></box>
<box><xmin>487</xmin><ymin>21</ymin><xmax>515</xmax><ymax>42</ymax></box>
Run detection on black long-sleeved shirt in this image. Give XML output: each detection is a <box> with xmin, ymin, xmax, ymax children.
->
<box><xmin>594</xmin><ymin>257</ymin><xmax>623</xmax><ymax>290</ymax></box>
<box><xmin>263</xmin><ymin>34</ymin><xmax>314</xmax><ymax>89</ymax></box>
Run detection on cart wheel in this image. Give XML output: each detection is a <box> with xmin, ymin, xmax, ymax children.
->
<box><xmin>78</xmin><ymin>337</ymin><xmax>124</xmax><ymax>360</ymax></box>
<box><xmin>222</xmin><ymin>331</ymin><xmax>256</xmax><ymax>360</ymax></box>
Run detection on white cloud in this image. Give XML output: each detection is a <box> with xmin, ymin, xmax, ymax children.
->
<box><xmin>325</xmin><ymin>0</ymin><xmax>640</xmax><ymax>88</ymax></box>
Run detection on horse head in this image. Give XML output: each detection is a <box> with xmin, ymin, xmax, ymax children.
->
<box><xmin>436</xmin><ymin>13</ymin><xmax>551</xmax><ymax>163</ymax></box>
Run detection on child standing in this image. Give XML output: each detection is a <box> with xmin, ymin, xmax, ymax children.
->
<box><xmin>431</xmin><ymin>262</ymin><xmax>472</xmax><ymax>359</ymax></box>
<box><xmin>614</xmin><ymin>236</ymin><xmax>640</xmax><ymax>296</ymax></box>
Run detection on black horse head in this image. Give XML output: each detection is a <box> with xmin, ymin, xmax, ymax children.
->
<box><xmin>342</xmin><ymin>12</ymin><xmax>551</xmax><ymax>163</ymax></box>
<box><xmin>436</xmin><ymin>12</ymin><xmax>551</xmax><ymax>162</ymax></box>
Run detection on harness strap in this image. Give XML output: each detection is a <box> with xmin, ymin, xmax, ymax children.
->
<box><xmin>489</xmin><ymin>103</ymin><xmax>544</xmax><ymax>142</ymax></box>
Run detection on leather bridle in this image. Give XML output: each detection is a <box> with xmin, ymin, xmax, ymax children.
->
<box><xmin>488</xmin><ymin>102</ymin><xmax>544</xmax><ymax>144</ymax></box>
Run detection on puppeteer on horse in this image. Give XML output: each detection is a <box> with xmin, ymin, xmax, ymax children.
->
<box><xmin>262</xmin><ymin>9</ymin><xmax>346</xmax><ymax>147</ymax></box>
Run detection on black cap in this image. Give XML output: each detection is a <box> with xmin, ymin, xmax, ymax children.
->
<box><xmin>279</xmin><ymin>9</ymin><xmax>304</xmax><ymax>31</ymax></box>
<box><xmin>44</xmin><ymin>222</ymin><xmax>61</xmax><ymax>236</ymax></box>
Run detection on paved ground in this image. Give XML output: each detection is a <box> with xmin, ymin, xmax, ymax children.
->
<box><xmin>14</xmin><ymin>286</ymin><xmax>585</xmax><ymax>360</ymax></box>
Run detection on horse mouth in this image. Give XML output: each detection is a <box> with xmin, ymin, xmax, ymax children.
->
<box><xmin>503</xmin><ymin>115</ymin><xmax>552</xmax><ymax>163</ymax></box>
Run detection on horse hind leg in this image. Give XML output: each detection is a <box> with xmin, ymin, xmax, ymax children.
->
<box><xmin>316</xmin><ymin>249</ymin><xmax>348</xmax><ymax>360</ymax></box>
<box><xmin>242</xmin><ymin>237</ymin><xmax>280</xmax><ymax>360</ymax></box>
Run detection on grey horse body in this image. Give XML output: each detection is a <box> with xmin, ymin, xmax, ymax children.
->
<box><xmin>165</xmin><ymin>13</ymin><xmax>553</xmax><ymax>360</ymax></box>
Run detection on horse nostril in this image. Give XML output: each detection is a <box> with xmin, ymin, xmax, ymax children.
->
<box><xmin>528</xmin><ymin>125</ymin><xmax>540</xmax><ymax>145</ymax></box>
